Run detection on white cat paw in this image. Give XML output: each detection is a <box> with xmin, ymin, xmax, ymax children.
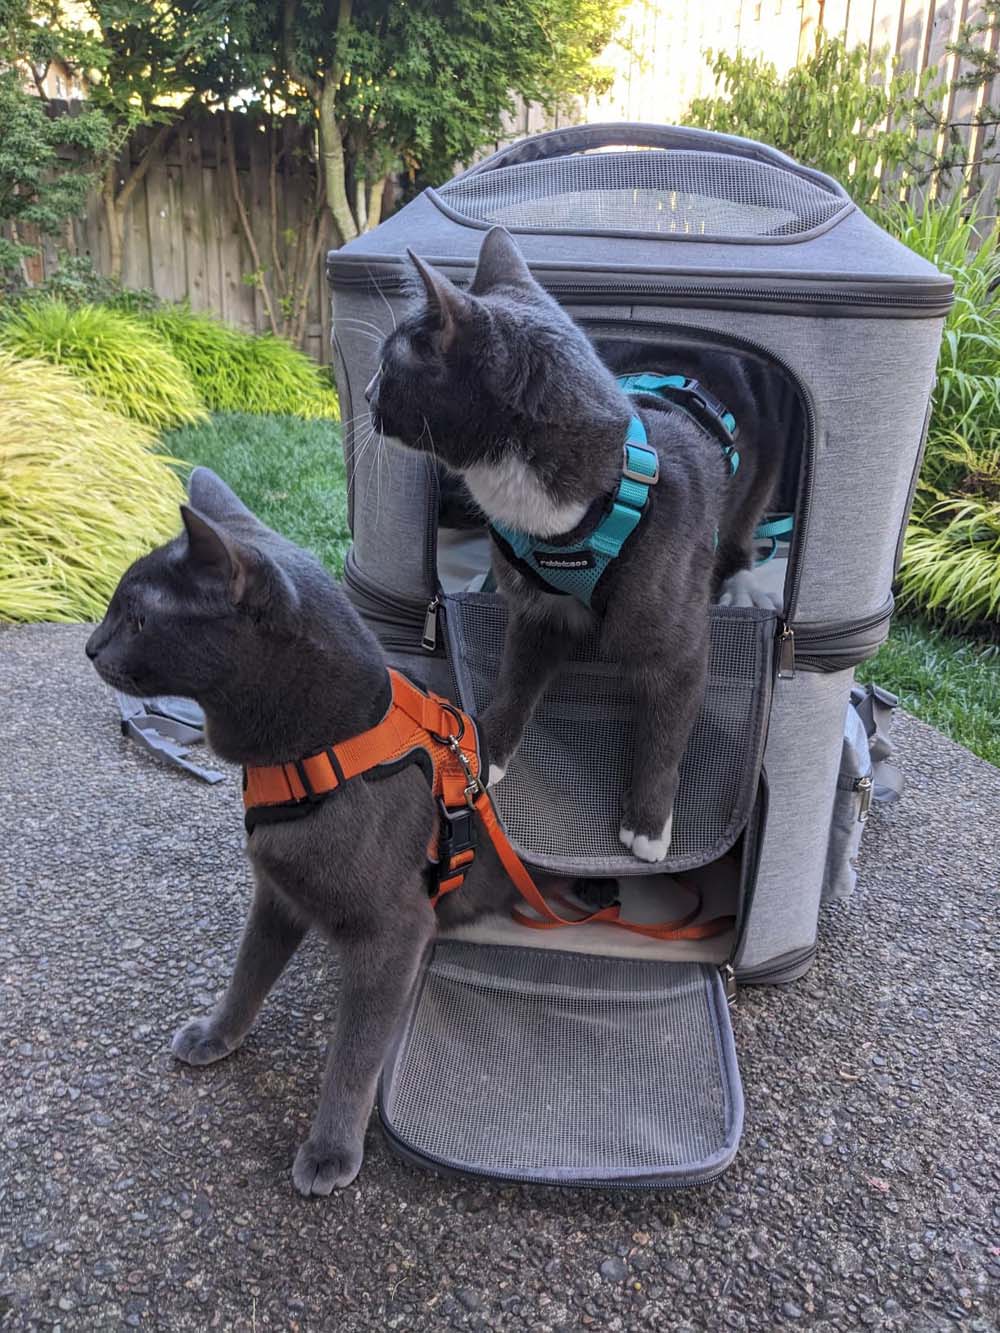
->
<box><xmin>619</xmin><ymin>813</ymin><xmax>673</xmax><ymax>862</ymax></box>
<box><xmin>718</xmin><ymin>569</ymin><xmax>783</xmax><ymax>612</ymax></box>
<box><xmin>487</xmin><ymin>761</ymin><xmax>508</xmax><ymax>788</ymax></box>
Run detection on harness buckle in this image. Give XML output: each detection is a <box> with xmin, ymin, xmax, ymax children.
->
<box><xmin>622</xmin><ymin>443</ymin><xmax>659</xmax><ymax>486</ymax></box>
<box><xmin>437</xmin><ymin>798</ymin><xmax>478</xmax><ymax>860</ymax></box>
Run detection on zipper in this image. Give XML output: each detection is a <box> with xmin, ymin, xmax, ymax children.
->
<box><xmin>343</xmin><ymin>557</ymin><xmax>445</xmax><ymax>656</ymax></box>
<box><xmin>855</xmin><ymin>774</ymin><xmax>873</xmax><ymax>821</ymax></box>
<box><xmin>793</xmin><ymin>599</ymin><xmax>894</xmax><ymax>652</ymax></box>
<box><xmin>725</xmin><ymin>770</ymin><xmax>770</xmax><ymax>1001</ymax></box>
<box><xmin>421</xmin><ymin>596</ymin><xmax>441</xmax><ymax>651</ymax></box>
<box><xmin>327</xmin><ymin>259</ymin><xmax>952</xmax><ymax>317</ymax></box>
<box><xmin>777</xmin><ymin>625</ymin><xmax>796</xmax><ymax>680</ymax></box>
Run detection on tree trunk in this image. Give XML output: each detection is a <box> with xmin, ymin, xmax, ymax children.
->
<box><xmin>363</xmin><ymin>175</ymin><xmax>388</xmax><ymax>232</ymax></box>
<box><xmin>318</xmin><ymin>81</ymin><xmax>358</xmax><ymax>247</ymax></box>
<box><xmin>102</xmin><ymin>163</ymin><xmax>124</xmax><ymax>281</ymax></box>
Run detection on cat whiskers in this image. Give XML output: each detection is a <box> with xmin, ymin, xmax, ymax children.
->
<box><xmin>364</xmin><ymin>264</ymin><xmax>398</xmax><ymax>332</ymax></box>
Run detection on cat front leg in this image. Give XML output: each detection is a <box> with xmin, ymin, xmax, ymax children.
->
<box><xmin>619</xmin><ymin>648</ymin><xmax>709</xmax><ymax>863</ymax></box>
<box><xmin>479</xmin><ymin>604</ymin><xmax>574</xmax><ymax>784</ymax></box>
<box><xmin>172</xmin><ymin>871</ymin><xmax>306</xmax><ymax>1066</ymax></box>
<box><xmin>292</xmin><ymin>890</ymin><xmax>435</xmax><ymax>1197</ymax></box>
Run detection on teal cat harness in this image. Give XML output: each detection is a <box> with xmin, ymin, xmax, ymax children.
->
<box><xmin>488</xmin><ymin>373</ymin><xmax>743</xmax><ymax>607</ymax></box>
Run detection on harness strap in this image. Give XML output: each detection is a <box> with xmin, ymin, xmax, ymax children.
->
<box><xmin>617</xmin><ymin>372</ymin><xmax>741</xmax><ymax>475</ymax></box>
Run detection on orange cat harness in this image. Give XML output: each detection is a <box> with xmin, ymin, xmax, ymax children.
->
<box><xmin>243</xmin><ymin>669</ymin><xmax>731</xmax><ymax>940</ymax></box>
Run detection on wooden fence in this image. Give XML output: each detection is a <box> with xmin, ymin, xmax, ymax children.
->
<box><xmin>42</xmin><ymin>108</ymin><xmax>333</xmax><ymax>364</ymax></box>
<box><xmin>31</xmin><ymin>3</ymin><xmax>998</xmax><ymax>353</ymax></box>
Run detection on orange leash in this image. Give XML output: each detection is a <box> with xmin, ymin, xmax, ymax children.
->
<box><xmin>473</xmin><ymin>789</ymin><xmax>734</xmax><ymax>941</ymax></box>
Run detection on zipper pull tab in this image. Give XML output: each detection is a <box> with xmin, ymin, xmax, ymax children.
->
<box><xmin>778</xmin><ymin>623</ymin><xmax>795</xmax><ymax>680</ymax></box>
<box><xmin>721</xmin><ymin>962</ymin><xmax>737</xmax><ymax>1007</ymax></box>
<box><xmin>855</xmin><ymin>773</ymin><xmax>873</xmax><ymax>822</ymax></box>
<box><xmin>421</xmin><ymin>597</ymin><xmax>440</xmax><ymax>652</ymax></box>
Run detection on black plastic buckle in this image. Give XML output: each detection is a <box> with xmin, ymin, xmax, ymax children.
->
<box><xmin>665</xmin><ymin>377</ymin><xmax>738</xmax><ymax>445</ymax></box>
<box><xmin>437</xmin><ymin>799</ymin><xmax>477</xmax><ymax>861</ymax></box>
<box><xmin>574</xmin><ymin>877</ymin><xmax>621</xmax><ymax>911</ymax></box>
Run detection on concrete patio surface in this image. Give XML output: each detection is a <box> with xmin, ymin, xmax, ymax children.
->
<box><xmin>1</xmin><ymin>623</ymin><xmax>997</xmax><ymax>1332</ymax></box>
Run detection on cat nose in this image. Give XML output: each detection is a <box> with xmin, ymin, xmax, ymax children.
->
<box><xmin>364</xmin><ymin>369</ymin><xmax>379</xmax><ymax>404</ymax></box>
<box><xmin>84</xmin><ymin>630</ymin><xmax>100</xmax><ymax>660</ymax></box>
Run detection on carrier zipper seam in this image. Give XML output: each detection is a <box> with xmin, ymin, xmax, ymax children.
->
<box><xmin>736</xmin><ymin>944</ymin><xmax>818</xmax><ymax>986</ymax></box>
<box><xmin>327</xmin><ymin>264</ymin><xmax>952</xmax><ymax>314</ymax></box>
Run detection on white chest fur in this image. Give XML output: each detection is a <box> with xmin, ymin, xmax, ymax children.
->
<box><xmin>463</xmin><ymin>456</ymin><xmax>588</xmax><ymax>539</ymax></box>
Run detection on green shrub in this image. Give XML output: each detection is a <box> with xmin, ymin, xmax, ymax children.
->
<box><xmin>147</xmin><ymin>305</ymin><xmax>339</xmax><ymax>420</ymax></box>
<box><xmin>686</xmin><ymin>32</ymin><xmax>940</xmax><ymax>205</ymax></box>
<box><xmin>22</xmin><ymin>254</ymin><xmax>159</xmax><ymax>315</ymax></box>
<box><xmin>0</xmin><ymin>300</ymin><xmax>206</xmax><ymax>431</ymax></box>
<box><xmin>877</xmin><ymin>200</ymin><xmax>1000</xmax><ymax>628</ymax></box>
<box><xmin>0</xmin><ymin>352</ymin><xmax>186</xmax><ymax>623</ymax></box>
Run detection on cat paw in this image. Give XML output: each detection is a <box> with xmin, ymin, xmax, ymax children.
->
<box><xmin>619</xmin><ymin>812</ymin><xmax>674</xmax><ymax>863</ymax></box>
<box><xmin>486</xmin><ymin>761</ymin><xmax>508</xmax><ymax>787</ymax></box>
<box><xmin>292</xmin><ymin>1137</ymin><xmax>363</xmax><ymax>1197</ymax></box>
<box><xmin>718</xmin><ymin>569</ymin><xmax>783</xmax><ymax>612</ymax></box>
<box><xmin>171</xmin><ymin>1017</ymin><xmax>238</xmax><ymax>1067</ymax></box>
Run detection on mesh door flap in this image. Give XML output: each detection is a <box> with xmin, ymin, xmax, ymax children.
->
<box><xmin>445</xmin><ymin>594</ymin><xmax>774</xmax><ymax>875</ymax></box>
<box><xmin>379</xmin><ymin>942</ymin><xmax>744</xmax><ymax>1185</ymax></box>
<box><xmin>435</xmin><ymin>149</ymin><xmax>847</xmax><ymax>239</ymax></box>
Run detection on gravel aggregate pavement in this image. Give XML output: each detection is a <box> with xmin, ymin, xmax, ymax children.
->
<box><xmin>2</xmin><ymin>624</ymin><xmax>997</xmax><ymax>1331</ymax></box>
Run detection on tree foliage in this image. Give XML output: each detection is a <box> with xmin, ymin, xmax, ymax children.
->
<box><xmin>0</xmin><ymin>0</ymin><xmax>109</xmax><ymax>279</ymax></box>
<box><xmin>235</xmin><ymin>0</ymin><xmax>624</xmax><ymax>245</ymax></box>
<box><xmin>686</xmin><ymin>32</ymin><xmax>942</xmax><ymax>205</ymax></box>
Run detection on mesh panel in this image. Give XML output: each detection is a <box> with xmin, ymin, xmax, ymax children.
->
<box><xmin>446</xmin><ymin>594</ymin><xmax>773</xmax><ymax>874</ymax></box>
<box><xmin>437</xmin><ymin>150</ymin><xmax>846</xmax><ymax>239</ymax></box>
<box><xmin>381</xmin><ymin>943</ymin><xmax>741</xmax><ymax>1183</ymax></box>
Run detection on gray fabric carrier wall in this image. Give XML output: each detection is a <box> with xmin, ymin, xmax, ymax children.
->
<box><xmin>327</xmin><ymin>124</ymin><xmax>950</xmax><ymax>1189</ymax></box>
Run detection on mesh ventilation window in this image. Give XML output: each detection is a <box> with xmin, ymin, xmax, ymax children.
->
<box><xmin>446</xmin><ymin>595</ymin><xmax>773</xmax><ymax>875</ymax></box>
<box><xmin>380</xmin><ymin>944</ymin><xmax>742</xmax><ymax>1184</ymax></box>
<box><xmin>436</xmin><ymin>149</ymin><xmax>847</xmax><ymax>239</ymax></box>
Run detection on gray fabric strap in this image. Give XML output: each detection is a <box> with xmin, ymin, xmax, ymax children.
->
<box><xmin>849</xmin><ymin>683</ymin><xmax>903</xmax><ymax>804</ymax></box>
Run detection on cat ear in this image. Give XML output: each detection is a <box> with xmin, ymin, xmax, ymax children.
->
<box><xmin>406</xmin><ymin>249</ymin><xmax>469</xmax><ymax>348</ymax></box>
<box><xmin>187</xmin><ymin>467</ymin><xmax>259</xmax><ymax>527</ymax></box>
<box><xmin>180</xmin><ymin>505</ymin><xmax>269</xmax><ymax>609</ymax></box>
<box><xmin>470</xmin><ymin>226</ymin><xmax>534</xmax><ymax>295</ymax></box>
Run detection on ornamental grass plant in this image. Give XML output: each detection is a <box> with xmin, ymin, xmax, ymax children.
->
<box><xmin>0</xmin><ymin>352</ymin><xmax>185</xmax><ymax>622</ymax></box>
<box><xmin>147</xmin><ymin>306</ymin><xmax>339</xmax><ymax>419</ymax></box>
<box><xmin>0</xmin><ymin>300</ymin><xmax>206</xmax><ymax>432</ymax></box>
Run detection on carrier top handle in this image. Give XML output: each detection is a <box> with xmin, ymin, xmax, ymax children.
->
<box><xmin>458</xmin><ymin>123</ymin><xmax>851</xmax><ymax>203</ymax></box>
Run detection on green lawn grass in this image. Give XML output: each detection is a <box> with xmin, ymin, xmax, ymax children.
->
<box><xmin>166</xmin><ymin>411</ymin><xmax>351</xmax><ymax>574</ymax></box>
<box><xmin>167</xmin><ymin>411</ymin><xmax>1000</xmax><ymax>767</ymax></box>
<box><xmin>857</xmin><ymin>618</ymin><xmax>999</xmax><ymax>766</ymax></box>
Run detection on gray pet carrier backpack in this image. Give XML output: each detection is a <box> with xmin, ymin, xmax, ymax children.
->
<box><xmin>327</xmin><ymin>124</ymin><xmax>950</xmax><ymax>1188</ymax></box>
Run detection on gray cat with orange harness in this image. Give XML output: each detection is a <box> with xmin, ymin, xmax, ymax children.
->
<box><xmin>86</xmin><ymin>469</ymin><xmax>728</xmax><ymax>1196</ymax></box>
<box><xmin>368</xmin><ymin>227</ymin><xmax>785</xmax><ymax>863</ymax></box>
